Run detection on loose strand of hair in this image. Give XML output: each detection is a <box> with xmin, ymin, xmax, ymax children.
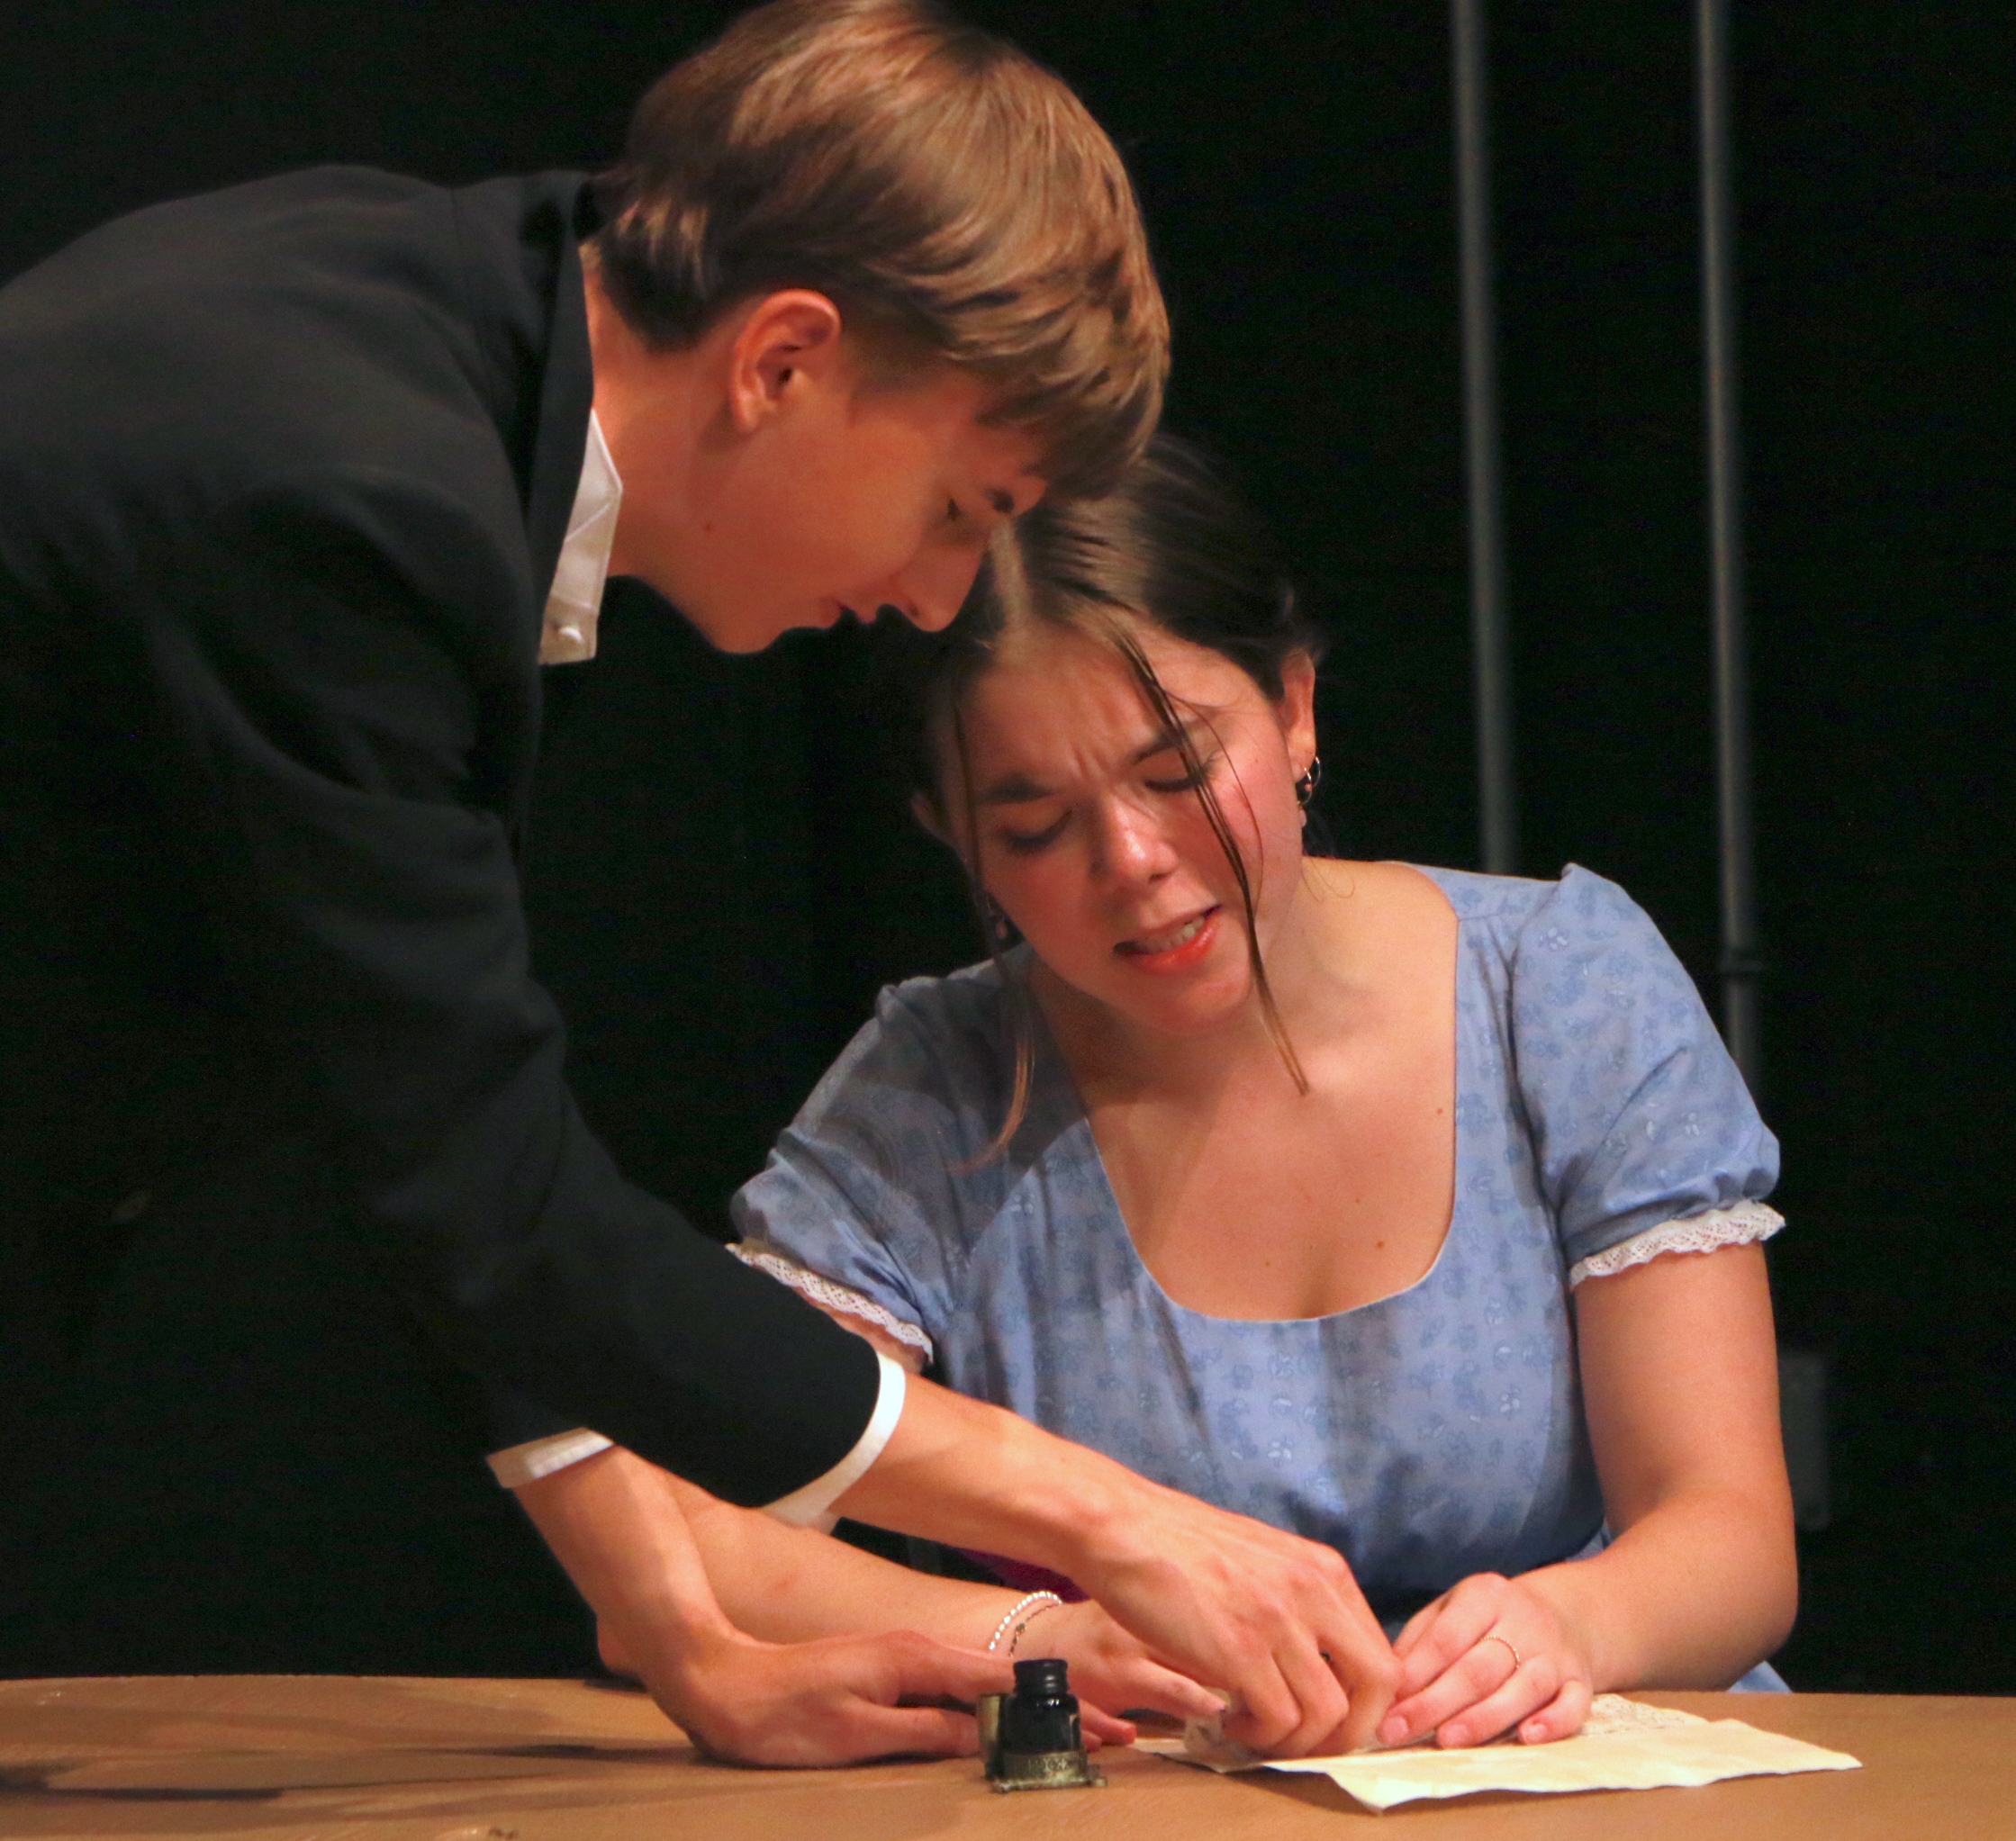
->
<box><xmin>1106</xmin><ymin>621</ymin><xmax>1310</xmax><ymax>1096</ymax></box>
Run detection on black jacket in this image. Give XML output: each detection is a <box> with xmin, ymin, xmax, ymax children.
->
<box><xmin>0</xmin><ymin>167</ymin><xmax>879</xmax><ymax>1510</ymax></box>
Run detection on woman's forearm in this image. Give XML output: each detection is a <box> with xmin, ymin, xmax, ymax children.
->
<box><xmin>651</xmin><ymin>1468</ymin><xmax>1226</xmax><ymax>1729</ymax></box>
<box><xmin>512</xmin><ymin>1447</ymin><xmax>1028</xmax><ymax>1765</ymax></box>
<box><xmin>516</xmin><ymin>1445</ymin><xmax>741</xmax><ymax>1662</ymax></box>
<box><xmin>1521</xmin><ymin>1482</ymin><xmax>1796</xmax><ymax>1691</ymax></box>
<box><xmin>664</xmin><ymin>1471</ymin><xmax>1026</xmax><ymax>1653</ymax></box>
<box><xmin>1564</xmin><ymin>1242</ymin><xmax>1799</xmax><ymax>1690</ymax></box>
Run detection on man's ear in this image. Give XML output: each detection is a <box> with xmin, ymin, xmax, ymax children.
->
<box><xmin>1277</xmin><ymin>648</ymin><xmax>1319</xmax><ymax>772</ymax></box>
<box><xmin>726</xmin><ymin>290</ymin><xmax>846</xmax><ymax>433</ymax></box>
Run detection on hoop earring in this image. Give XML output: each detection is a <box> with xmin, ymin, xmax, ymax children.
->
<box><xmin>1294</xmin><ymin>755</ymin><xmax>1324</xmax><ymax>811</ymax></box>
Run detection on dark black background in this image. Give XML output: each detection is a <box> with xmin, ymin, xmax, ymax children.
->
<box><xmin>3</xmin><ymin>1</ymin><xmax>2009</xmax><ymax>1692</ymax></box>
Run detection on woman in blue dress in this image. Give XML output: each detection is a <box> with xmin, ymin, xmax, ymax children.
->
<box><xmin>645</xmin><ymin>435</ymin><xmax>1795</xmax><ymax>1752</ymax></box>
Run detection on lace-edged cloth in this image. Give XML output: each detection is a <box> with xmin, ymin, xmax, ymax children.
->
<box><xmin>1569</xmin><ymin>1201</ymin><xmax>1785</xmax><ymax>1288</ymax></box>
<box><xmin>732</xmin><ymin>1243</ymin><xmax>936</xmax><ymax>1362</ymax></box>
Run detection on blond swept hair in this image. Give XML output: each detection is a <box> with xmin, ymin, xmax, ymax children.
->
<box><xmin>592</xmin><ymin>0</ymin><xmax>1167</xmax><ymax>497</ymax></box>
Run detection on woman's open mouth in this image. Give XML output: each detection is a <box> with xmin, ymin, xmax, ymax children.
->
<box><xmin>1115</xmin><ymin>906</ymin><xmax>1221</xmax><ymax>970</ymax></box>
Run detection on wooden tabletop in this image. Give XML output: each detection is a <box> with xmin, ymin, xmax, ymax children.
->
<box><xmin>1</xmin><ymin>1675</ymin><xmax>2010</xmax><ymax>1841</ymax></box>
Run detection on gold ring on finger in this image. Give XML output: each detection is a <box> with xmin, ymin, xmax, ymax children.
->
<box><xmin>1485</xmin><ymin>1632</ymin><xmax>1522</xmax><ymax>1670</ymax></box>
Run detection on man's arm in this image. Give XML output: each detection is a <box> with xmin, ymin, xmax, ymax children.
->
<box><xmin>602</xmin><ymin>1465</ymin><xmax>1224</xmax><ymax>1729</ymax></box>
<box><xmin>788</xmin><ymin>1303</ymin><xmax>1404</xmax><ymax>1752</ymax></box>
<box><xmin>158</xmin><ymin>469</ymin><xmax>891</xmax><ymax>1507</ymax></box>
<box><xmin>515</xmin><ymin>1445</ymin><xmax>1019</xmax><ymax>1765</ymax></box>
<box><xmin>518</xmin><ymin>1381</ymin><xmax>1400</xmax><ymax>1760</ymax></box>
<box><xmin>836</xmin><ymin>1376</ymin><xmax>1404</xmax><ymax>1756</ymax></box>
<box><xmin>512</xmin><ymin>1297</ymin><xmax>1400</xmax><ymax>1758</ymax></box>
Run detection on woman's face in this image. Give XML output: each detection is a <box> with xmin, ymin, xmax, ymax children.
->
<box><xmin>942</xmin><ymin>618</ymin><xmax>1317</xmax><ymax>1041</ymax></box>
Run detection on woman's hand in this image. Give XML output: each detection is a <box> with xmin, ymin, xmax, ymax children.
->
<box><xmin>645</xmin><ymin>1624</ymin><xmax>1020</xmax><ymax>1766</ymax></box>
<box><xmin>522</xmin><ymin>1446</ymin><xmax>1024</xmax><ymax>1767</ymax></box>
<box><xmin>1011</xmin><ymin>1599</ymin><xmax>1228</xmax><ymax>1729</ymax></box>
<box><xmin>1379</xmin><ymin>1571</ymin><xmax>1595</xmax><ymax>1749</ymax></box>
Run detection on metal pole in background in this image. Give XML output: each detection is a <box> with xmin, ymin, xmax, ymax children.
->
<box><xmin>1696</xmin><ymin>0</ymin><xmax>1762</xmax><ymax>1085</ymax></box>
<box><xmin>1454</xmin><ymin>0</ymin><xmax>1518</xmax><ymax>874</ymax></box>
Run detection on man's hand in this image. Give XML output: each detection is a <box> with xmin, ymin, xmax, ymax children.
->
<box><xmin>1063</xmin><ymin>1477</ymin><xmax>1401</xmax><ymax>1755</ymax></box>
<box><xmin>837</xmin><ymin>1377</ymin><xmax>1402</xmax><ymax>1757</ymax></box>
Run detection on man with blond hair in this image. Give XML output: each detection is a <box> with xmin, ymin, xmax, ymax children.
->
<box><xmin>0</xmin><ymin>0</ymin><xmax>1397</xmax><ymax>1760</ymax></box>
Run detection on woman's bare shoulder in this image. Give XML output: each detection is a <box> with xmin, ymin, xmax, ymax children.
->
<box><xmin>1302</xmin><ymin>856</ymin><xmax>1461</xmax><ymax>927</ymax></box>
<box><xmin>1293</xmin><ymin>859</ymin><xmax>1460</xmax><ymax>1008</ymax></box>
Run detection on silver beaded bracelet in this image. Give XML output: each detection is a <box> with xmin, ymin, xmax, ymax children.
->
<box><xmin>985</xmin><ymin>1589</ymin><xmax>1064</xmax><ymax>1655</ymax></box>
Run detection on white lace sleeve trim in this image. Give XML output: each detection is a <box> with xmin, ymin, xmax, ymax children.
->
<box><xmin>1569</xmin><ymin>1201</ymin><xmax>1785</xmax><ymax>1287</ymax></box>
<box><xmin>731</xmin><ymin>1242</ymin><xmax>936</xmax><ymax>1362</ymax></box>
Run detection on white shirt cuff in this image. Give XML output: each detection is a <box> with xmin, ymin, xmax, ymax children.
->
<box><xmin>763</xmin><ymin>1351</ymin><xmax>908</xmax><ymax>1528</ymax></box>
<box><xmin>482</xmin><ymin>1350</ymin><xmax>906</xmax><ymax>1516</ymax></box>
<box><xmin>486</xmin><ymin>1426</ymin><xmax>614</xmax><ymax>1490</ymax></box>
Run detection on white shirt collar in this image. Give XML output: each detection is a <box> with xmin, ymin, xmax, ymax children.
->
<box><xmin>538</xmin><ymin>411</ymin><xmax>622</xmax><ymax>666</ymax></box>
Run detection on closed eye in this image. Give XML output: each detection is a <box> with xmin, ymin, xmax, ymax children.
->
<box><xmin>999</xmin><ymin>811</ymin><xmax>1069</xmax><ymax>855</ymax></box>
<box><xmin>1144</xmin><ymin>748</ymin><xmax>1218</xmax><ymax>796</ymax></box>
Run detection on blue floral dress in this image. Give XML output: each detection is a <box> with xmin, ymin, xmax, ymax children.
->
<box><xmin>733</xmin><ymin>865</ymin><xmax>1785</xmax><ymax>1672</ymax></box>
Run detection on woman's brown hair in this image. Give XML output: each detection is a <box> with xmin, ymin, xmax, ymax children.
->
<box><xmin>880</xmin><ymin>432</ymin><xmax>1328</xmax><ymax>1150</ymax></box>
<box><xmin>592</xmin><ymin>0</ymin><xmax>1167</xmax><ymax>500</ymax></box>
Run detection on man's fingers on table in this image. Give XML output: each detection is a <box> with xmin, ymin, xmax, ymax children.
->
<box><xmin>1285</xmin><ymin>1656</ymin><xmax>1361</xmax><ymax>1759</ymax></box>
<box><xmin>1220</xmin><ymin>1628</ymin><xmax>1400</xmax><ymax>1758</ymax></box>
<box><xmin>1216</xmin><ymin>1658</ymin><xmax>1307</xmax><ymax>1755</ymax></box>
<box><xmin>1080</xmin><ymin>1484</ymin><xmax>1398</xmax><ymax>1752</ymax></box>
<box><xmin>1309</xmin><ymin>1628</ymin><xmax>1403</xmax><ymax>1755</ymax></box>
<box><xmin>1262</xmin><ymin>1562</ymin><xmax>1397</xmax><ymax>1754</ymax></box>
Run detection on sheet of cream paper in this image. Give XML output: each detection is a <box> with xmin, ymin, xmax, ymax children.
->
<box><xmin>1135</xmin><ymin>1693</ymin><xmax>1860</xmax><ymax>1813</ymax></box>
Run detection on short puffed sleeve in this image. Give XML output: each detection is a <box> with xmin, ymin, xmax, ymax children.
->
<box><xmin>1508</xmin><ymin>866</ymin><xmax>1782</xmax><ymax>1283</ymax></box>
<box><xmin>731</xmin><ymin>965</ymin><xmax>1026</xmax><ymax>1361</ymax></box>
